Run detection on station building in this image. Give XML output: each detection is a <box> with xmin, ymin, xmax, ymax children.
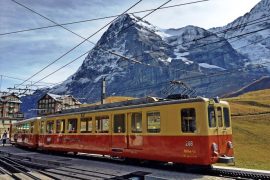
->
<box><xmin>37</xmin><ymin>93</ymin><xmax>81</xmax><ymax>116</ymax></box>
<box><xmin>0</xmin><ymin>92</ymin><xmax>24</xmax><ymax>137</ymax></box>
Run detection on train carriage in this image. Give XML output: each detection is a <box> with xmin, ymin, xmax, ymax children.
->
<box><xmin>11</xmin><ymin>97</ymin><xmax>234</xmax><ymax>165</ymax></box>
<box><xmin>11</xmin><ymin>117</ymin><xmax>40</xmax><ymax>148</ymax></box>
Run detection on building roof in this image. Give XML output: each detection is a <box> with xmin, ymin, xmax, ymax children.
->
<box><xmin>0</xmin><ymin>92</ymin><xmax>21</xmax><ymax>103</ymax></box>
<box><xmin>40</xmin><ymin>93</ymin><xmax>81</xmax><ymax>104</ymax></box>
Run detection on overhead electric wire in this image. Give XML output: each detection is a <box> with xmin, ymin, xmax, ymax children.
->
<box><xmin>0</xmin><ymin>74</ymin><xmax>59</xmax><ymax>85</ymax></box>
<box><xmin>1</xmin><ymin>0</ymin><xmax>210</xmax><ymax>36</ymax></box>
<box><xmin>31</xmin><ymin>0</ymin><xmax>174</xmax><ymax>86</ymax></box>
<box><xmin>29</xmin><ymin>11</ymin><xmax>270</xmax><ymax>89</ymax></box>
<box><xmin>9</xmin><ymin>0</ymin><xmax>269</xmax><ymax>95</ymax></box>
<box><xmin>11</xmin><ymin>0</ymin><xmax>143</xmax><ymax>88</ymax></box>
<box><xmin>118</xmin><ymin>23</ymin><xmax>270</xmax><ymax>74</ymax></box>
<box><xmin>124</xmin><ymin>16</ymin><xmax>270</xmax><ymax>61</ymax></box>
<box><xmin>10</xmin><ymin>0</ymin><xmax>212</xmax><ymax>89</ymax></box>
<box><xmin>11</xmin><ymin>0</ymin><xmax>181</xmax><ymax>87</ymax></box>
<box><xmin>10</xmin><ymin>0</ymin><xmax>217</xmax><ymax>89</ymax></box>
<box><xmin>87</xmin><ymin>15</ymin><xmax>270</xmax><ymax>75</ymax></box>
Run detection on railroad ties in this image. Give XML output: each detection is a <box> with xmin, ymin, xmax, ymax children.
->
<box><xmin>1</xmin><ymin>145</ymin><xmax>270</xmax><ymax>180</ymax></box>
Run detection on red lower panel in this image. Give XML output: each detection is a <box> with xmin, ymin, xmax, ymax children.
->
<box><xmin>31</xmin><ymin>134</ymin><xmax>233</xmax><ymax>165</ymax></box>
<box><xmin>16</xmin><ymin>134</ymin><xmax>38</xmax><ymax>148</ymax></box>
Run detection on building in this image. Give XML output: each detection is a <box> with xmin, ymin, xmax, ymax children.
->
<box><xmin>37</xmin><ymin>93</ymin><xmax>81</xmax><ymax>116</ymax></box>
<box><xmin>0</xmin><ymin>92</ymin><xmax>24</xmax><ymax>136</ymax></box>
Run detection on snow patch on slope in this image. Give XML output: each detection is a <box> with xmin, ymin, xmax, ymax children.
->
<box><xmin>199</xmin><ymin>63</ymin><xmax>226</xmax><ymax>70</ymax></box>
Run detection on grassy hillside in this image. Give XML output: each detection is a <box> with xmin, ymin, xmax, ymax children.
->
<box><xmin>225</xmin><ymin>89</ymin><xmax>270</xmax><ymax>170</ymax></box>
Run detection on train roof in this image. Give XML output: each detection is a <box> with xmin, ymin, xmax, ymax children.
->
<box><xmin>44</xmin><ymin>96</ymin><xmax>211</xmax><ymax>118</ymax></box>
<box><xmin>12</xmin><ymin>117</ymin><xmax>41</xmax><ymax>125</ymax></box>
<box><xmin>13</xmin><ymin>96</ymin><xmax>229</xmax><ymax>122</ymax></box>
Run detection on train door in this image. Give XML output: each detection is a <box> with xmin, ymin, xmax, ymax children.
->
<box><xmin>216</xmin><ymin>106</ymin><xmax>223</xmax><ymax>152</ymax></box>
<box><xmin>208</xmin><ymin>105</ymin><xmax>219</xmax><ymax>149</ymax></box>
<box><xmin>127</xmin><ymin>112</ymin><xmax>143</xmax><ymax>150</ymax></box>
<box><xmin>111</xmin><ymin>113</ymin><xmax>128</xmax><ymax>152</ymax></box>
<box><xmin>39</xmin><ymin>120</ymin><xmax>45</xmax><ymax>147</ymax></box>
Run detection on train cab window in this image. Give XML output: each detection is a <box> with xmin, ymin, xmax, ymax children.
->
<box><xmin>113</xmin><ymin>114</ymin><xmax>125</xmax><ymax>133</ymax></box>
<box><xmin>96</xmin><ymin>116</ymin><xmax>109</xmax><ymax>133</ymax></box>
<box><xmin>181</xmin><ymin>108</ymin><xmax>196</xmax><ymax>133</ymax></box>
<box><xmin>30</xmin><ymin>122</ymin><xmax>34</xmax><ymax>133</ymax></box>
<box><xmin>147</xmin><ymin>112</ymin><xmax>160</xmax><ymax>133</ymax></box>
<box><xmin>131</xmin><ymin>112</ymin><xmax>142</xmax><ymax>133</ymax></box>
<box><xmin>46</xmin><ymin>121</ymin><xmax>54</xmax><ymax>134</ymax></box>
<box><xmin>208</xmin><ymin>106</ymin><xmax>216</xmax><ymax>127</ymax></box>
<box><xmin>56</xmin><ymin>119</ymin><xmax>65</xmax><ymax>133</ymax></box>
<box><xmin>223</xmin><ymin>107</ymin><xmax>230</xmax><ymax>127</ymax></box>
<box><xmin>68</xmin><ymin>119</ymin><xmax>77</xmax><ymax>133</ymax></box>
<box><xmin>80</xmin><ymin>117</ymin><xmax>92</xmax><ymax>133</ymax></box>
<box><xmin>217</xmin><ymin>107</ymin><xmax>223</xmax><ymax>127</ymax></box>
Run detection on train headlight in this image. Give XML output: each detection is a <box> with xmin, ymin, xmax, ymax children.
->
<box><xmin>227</xmin><ymin>141</ymin><xmax>233</xmax><ymax>149</ymax></box>
<box><xmin>212</xmin><ymin>143</ymin><xmax>218</xmax><ymax>154</ymax></box>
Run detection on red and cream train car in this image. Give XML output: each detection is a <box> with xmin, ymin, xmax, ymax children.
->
<box><xmin>11</xmin><ymin>97</ymin><xmax>234</xmax><ymax>165</ymax></box>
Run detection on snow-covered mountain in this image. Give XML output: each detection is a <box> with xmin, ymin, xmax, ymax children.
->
<box><xmin>210</xmin><ymin>0</ymin><xmax>270</xmax><ymax>68</ymax></box>
<box><xmin>49</xmin><ymin>14</ymin><xmax>258</xmax><ymax>102</ymax></box>
<box><xmin>21</xmin><ymin>0</ymin><xmax>270</xmax><ymax>116</ymax></box>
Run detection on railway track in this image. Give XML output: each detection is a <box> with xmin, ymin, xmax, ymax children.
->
<box><xmin>0</xmin><ymin>155</ymin><xmax>147</xmax><ymax>180</ymax></box>
<box><xmin>210</xmin><ymin>166</ymin><xmax>270</xmax><ymax>180</ymax></box>
<box><xmin>58</xmin><ymin>152</ymin><xmax>270</xmax><ymax>180</ymax></box>
<box><xmin>0</xmin><ymin>156</ymin><xmax>52</xmax><ymax>180</ymax></box>
<box><xmin>1</xmin><ymin>148</ymin><xmax>270</xmax><ymax>179</ymax></box>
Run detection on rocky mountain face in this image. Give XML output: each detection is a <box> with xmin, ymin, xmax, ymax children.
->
<box><xmin>21</xmin><ymin>0</ymin><xmax>270</xmax><ymax>117</ymax></box>
<box><xmin>209</xmin><ymin>0</ymin><xmax>270</xmax><ymax>68</ymax></box>
<box><xmin>49</xmin><ymin>14</ymin><xmax>256</xmax><ymax>102</ymax></box>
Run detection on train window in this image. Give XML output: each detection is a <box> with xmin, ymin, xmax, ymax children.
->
<box><xmin>68</xmin><ymin>119</ymin><xmax>77</xmax><ymax>133</ymax></box>
<box><xmin>56</xmin><ymin>119</ymin><xmax>65</xmax><ymax>133</ymax></box>
<box><xmin>30</xmin><ymin>122</ymin><xmax>34</xmax><ymax>133</ymax></box>
<box><xmin>131</xmin><ymin>112</ymin><xmax>142</xmax><ymax>133</ymax></box>
<box><xmin>113</xmin><ymin>114</ymin><xmax>125</xmax><ymax>133</ymax></box>
<box><xmin>217</xmin><ymin>107</ymin><xmax>223</xmax><ymax>127</ymax></box>
<box><xmin>181</xmin><ymin>108</ymin><xmax>196</xmax><ymax>133</ymax></box>
<box><xmin>96</xmin><ymin>116</ymin><xmax>109</xmax><ymax>133</ymax></box>
<box><xmin>223</xmin><ymin>107</ymin><xmax>230</xmax><ymax>127</ymax></box>
<box><xmin>23</xmin><ymin>123</ymin><xmax>30</xmax><ymax>133</ymax></box>
<box><xmin>80</xmin><ymin>117</ymin><xmax>92</xmax><ymax>133</ymax></box>
<box><xmin>40</xmin><ymin>121</ymin><xmax>45</xmax><ymax>133</ymax></box>
<box><xmin>208</xmin><ymin>106</ymin><xmax>216</xmax><ymax>127</ymax></box>
<box><xmin>147</xmin><ymin>112</ymin><xmax>160</xmax><ymax>133</ymax></box>
<box><xmin>46</xmin><ymin>121</ymin><xmax>54</xmax><ymax>134</ymax></box>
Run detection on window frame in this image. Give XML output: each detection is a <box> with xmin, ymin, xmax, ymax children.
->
<box><xmin>181</xmin><ymin>108</ymin><xmax>196</xmax><ymax>133</ymax></box>
<box><xmin>67</xmin><ymin>118</ymin><xmax>78</xmax><ymax>133</ymax></box>
<box><xmin>217</xmin><ymin>107</ymin><xmax>223</xmax><ymax>127</ymax></box>
<box><xmin>56</xmin><ymin>119</ymin><xmax>65</xmax><ymax>133</ymax></box>
<box><xmin>95</xmin><ymin>115</ymin><xmax>109</xmax><ymax>133</ymax></box>
<box><xmin>80</xmin><ymin>117</ymin><xmax>92</xmax><ymax>133</ymax></box>
<box><xmin>113</xmin><ymin>114</ymin><xmax>126</xmax><ymax>133</ymax></box>
<box><xmin>46</xmin><ymin>120</ymin><xmax>54</xmax><ymax>134</ymax></box>
<box><xmin>131</xmin><ymin>112</ymin><xmax>143</xmax><ymax>133</ymax></box>
<box><xmin>223</xmin><ymin>107</ymin><xmax>231</xmax><ymax>128</ymax></box>
<box><xmin>147</xmin><ymin>111</ymin><xmax>161</xmax><ymax>133</ymax></box>
<box><xmin>208</xmin><ymin>106</ymin><xmax>216</xmax><ymax>128</ymax></box>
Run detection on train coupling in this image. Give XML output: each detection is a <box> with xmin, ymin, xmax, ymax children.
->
<box><xmin>217</xmin><ymin>155</ymin><xmax>235</xmax><ymax>164</ymax></box>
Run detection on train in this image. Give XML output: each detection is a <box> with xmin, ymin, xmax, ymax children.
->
<box><xmin>10</xmin><ymin>96</ymin><xmax>234</xmax><ymax>166</ymax></box>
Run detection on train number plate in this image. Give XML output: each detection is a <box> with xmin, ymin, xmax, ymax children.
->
<box><xmin>185</xmin><ymin>141</ymin><xmax>193</xmax><ymax>147</ymax></box>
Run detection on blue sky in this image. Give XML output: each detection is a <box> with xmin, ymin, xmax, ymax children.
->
<box><xmin>0</xmin><ymin>0</ymin><xmax>261</xmax><ymax>92</ymax></box>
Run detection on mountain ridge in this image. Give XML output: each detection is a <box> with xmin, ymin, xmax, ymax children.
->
<box><xmin>21</xmin><ymin>1</ymin><xmax>270</xmax><ymax>117</ymax></box>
